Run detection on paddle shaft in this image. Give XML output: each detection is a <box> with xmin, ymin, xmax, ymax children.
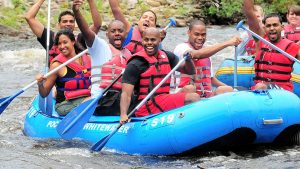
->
<box><xmin>237</xmin><ymin>22</ymin><xmax>300</xmax><ymax>64</ymax></box>
<box><xmin>45</xmin><ymin>0</ymin><xmax>51</xmax><ymax>70</ymax></box>
<box><xmin>163</xmin><ymin>22</ymin><xmax>173</xmax><ymax>31</ymax></box>
<box><xmin>234</xmin><ymin>46</ymin><xmax>238</xmax><ymax>88</ymax></box>
<box><xmin>23</xmin><ymin>49</ymin><xmax>88</xmax><ymax>92</ymax></box>
<box><xmin>91</xmin><ymin>55</ymin><xmax>188</xmax><ymax>151</ymax></box>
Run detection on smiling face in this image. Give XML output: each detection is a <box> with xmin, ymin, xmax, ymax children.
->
<box><xmin>57</xmin><ymin>34</ymin><xmax>75</xmax><ymax>57</ymax></box>
<box><xmin>188</xmin><ymin>24</ymin><xmax>206</xmax><ymax>50</ymax></box>
<box><xmin>264</xmin><ymin>16</ymin><xmax>283</xmax><ymax>43</ymax></box>
<box><xmin>137</xmin><ymin>11</ymin><xmax>156</xmax><ymax>34</ymax></box>
<box><xmin>287</xmin><ymin>11</ymin><xmax>300</xmax><ymax>26</ymax></box>
<box><xmin>106</xmin><ymin>20</ymin><xmax>127</xmax><ymax>50</ymax></box>
<box><xmin>58</xmin><ymin>14</ymin><xmax>75</xmax><ymax>31</ymax></box>
<box><xmin>142</xmin><ymin>27</ymin><xmax>161</xmax><ymax>56</ymax></box>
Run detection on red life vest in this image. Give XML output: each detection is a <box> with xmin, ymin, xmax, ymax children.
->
<box><xmin>131</xmin><ymin>50</ymin><xmax>171</xmax><ymax>101</ymax></box>
<box><xmin>124</xmin><ymin>27</ymin><xmax>143</xmax><ymax>54</ymax></box>
<box><xmin>99</xmin><ymin>45</ymin><xmax>132</xmax><ymax>90</ymax></box>
<box><xmin>254</xmin><ymin>38</ymin><xmax>294</xmax><ymax>91</ymax></box>
<box><xmin>52</xmin><ymin>53</ymin><xmax>91</xmax><ymax>100</ymax></box>
<box><xmin>245</xmin><ymin>38</ymin><xmax>257</xmax><ymax>55</ymax></box>
<box><xmin>284</xmin><ymin>24</ymin><xmax>300</xmax><ymax>43</ymax></box>
<box><xmin>178</xmin><ymin>43</ymin><xmax>212</xmax><ymax>97</ymax></box>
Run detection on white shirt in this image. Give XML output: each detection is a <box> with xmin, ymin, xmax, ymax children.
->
<box><xmin>88</xmin><ymin>36</ymin><xmax>112</xmax><ymax>98</ymax></box>
<box><xmin>172</xmin><ymin>43</ymin><xmax>213</xmax><ymax>89</ymax></box>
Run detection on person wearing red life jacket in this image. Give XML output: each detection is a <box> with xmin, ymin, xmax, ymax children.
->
<box><xmin>173</xmin><ymin>20</ymin><xmax>242</xmax><ymax>97</ymax></box>
<box><xmin>284</xmin><ymin>5</ymin><xmax>300</xmax><ymax>44</ymax></box>
<box><xmin>36</xmin><ymin>29</ymin><xmax>91</xmax><ymax>116</ymax></box>
<box><xmin>25</xmin><ymin>0</ymin><xmax>101</xmax><ymax>62</ymax></box>
<box><xmin>243</xmin><ymin>0</ymin><xmax>300</xmax><ymax>92</ymax></box>
<box><xmin>120</xmin><ymin>27</ymin><xmax>200</xmax><ymax>123</ymax></box>
<box><xmin>73</xmin><ymin>0</ymin><xmax>133</xmax><ymax>116</ymax></box>
<box><xmin>108</xmin><ymin>0</ymin><xmax>166</xmax><ymax>54</ymax></box>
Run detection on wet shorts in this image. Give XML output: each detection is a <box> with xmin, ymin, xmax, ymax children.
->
<box><xmin>135</xmin><ymin>92</ymin><xmax>186</xmax><ymax>117</ymax></box>
<box><xmin>55</xmin><ymin>97</ymin><xmax>85</xmax><ymax>116</ymax></box>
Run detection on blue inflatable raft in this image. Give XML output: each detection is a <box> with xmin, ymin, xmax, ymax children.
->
<box><xmin>24</xmin><ymin>89</ymin><xmax>300</xmax><ymax>155</ymax></box>
<box><xmin>215</xmin><ymin>55</ymin><xmax>300</xmax><ymax>97</ymax></box>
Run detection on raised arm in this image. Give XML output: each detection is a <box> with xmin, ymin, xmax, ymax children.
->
<box><xmin>243</xmin><ymin>0</ymin><xmax>265</xmax><ymax>38</ymax></box>
<box><xmin>88</xmin><ymin>0</ymin><xmax>102</xmax><ymax>34</ymax></box>
<box><xmin>108</xmin><ymin>0</ymin><xmax>131</xmax><ymax>33</ymax></box>
<box><xmin>73</xmin><ymin>0</ymin><xmax>96</xmax><ymax>47</ymax></box>
<box><xmin>191</xmin><ymin>36</ymin><xmax>242</xmax><ymax>59</ymax></box>
<box><xmin>24</xmin><ymin>0</ymin><xmax>45</xmax><ymax>38</ymax></box>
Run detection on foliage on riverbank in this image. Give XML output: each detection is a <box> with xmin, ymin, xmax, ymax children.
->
<box><xmin>0</xmin><ymin>0</ymin><xmax>299</xmax><ymax>35</ymax></box>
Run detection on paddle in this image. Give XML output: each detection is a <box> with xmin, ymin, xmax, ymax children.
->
<box><xmin>163</xmin><ymin>17</ymin><xmax>176</xmax><ymax>31</ymax></box>
<box><xmin>56</xmin><ymin>70</ymin><xmax>124</xmax><ymax>140</ymax></box>
<box><xmin>91</xmin><ymin>54</ymin><xmax>190</xmax><ymax>152</ymax></box>
<box><xmin>0</xmin><ymin>49</ymin><xmax>88</xmax><ymax>114</ymax></box>
<box><xmin>38</xmin><ymin>0</ymin><xmax>53</xmax><ymax>116</ymax></box>
<box><xmin>233</xmin><ymin>46</ymin><xmax>238</xmax><ymax>88</ymax></box>
<box><xmin>236</xmin><ymin>20</ymin><xmax>300</xmax><ymax>64</ymax></box>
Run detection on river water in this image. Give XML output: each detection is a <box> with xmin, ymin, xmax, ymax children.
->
<box><xmin>0</xmin><ymin>27</ymin><xmax>300</xmax><ymax>169</ymax></box>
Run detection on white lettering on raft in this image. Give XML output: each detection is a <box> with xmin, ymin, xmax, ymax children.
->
<box><xmin>150</xmin><ymin>114</ymin><xmax>175</xmax><ymax>128</ymax></box>
<box><xmin>46</xmin><ymin>121</ymin><xmax>59</xmax><ymax>128</ymax></box>
<box><xmin>81</xmin><ymin>123</ymin><xmax>134</xmax><ymax>134</ymax></box>
<box><xmin>45</xmin><ymin>121</ymin><xmax>134</xmax><ymax>134</ymax></box>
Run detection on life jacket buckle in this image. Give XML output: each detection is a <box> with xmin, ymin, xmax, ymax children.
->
<box><xmin>82</xmin><ymin>69</ymin><xmax>88</xmax><ymax>74</ymax></box>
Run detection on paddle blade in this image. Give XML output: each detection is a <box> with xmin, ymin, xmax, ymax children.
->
<box><xmin>38</xmin><ymin>93</ymin><xmax>53</xmax><ymax>116</ymax></box>
<box><xmin>57</xmin><ymin>99</ymin><xmax>98</xmax><ymax>140</ymax></box>
<box><xmin>91</xmin><ymin>128</ymin><xmax>119</xmax><ymax>152</ymax></box>
<box><xmin>0</xmin><ymin>97</ymin><xmax>11</xmax><ymax>114</ymax></box>
<box><xmin>0</xmin><ymin>90</ymin><xmax>23</xmax><ymax>114</ymax></box>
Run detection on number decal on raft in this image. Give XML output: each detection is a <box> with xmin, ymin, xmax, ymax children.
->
<box><xmin>150</xmin><ymin>114</ymin><xmax>175</xmax><ymax>129</ymax></box>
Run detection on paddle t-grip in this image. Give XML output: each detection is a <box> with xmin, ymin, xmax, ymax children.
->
<box><xmin>163</xmin><ymin>17</ymin><xmax>176</xmax><ymax>31</ymax></box>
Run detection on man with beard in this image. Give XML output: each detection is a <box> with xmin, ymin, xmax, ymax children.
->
<box><xmin>25</xmin><ymin>0</ymin><xmax>101</xmax><ymax>62</ymax></box>
<box><xmin>108</xmin><ymin>0</ymin><xmax>165</xmax><ymax>54</ymax></box>
<box><xmin>173</xmin><ymin>20</ymin><xmax>241</xmax><ymax>97</ymax></box>
<box><xmin>73</xmin><ymin>0</ymin><xmax>132</xmax><ymax>115</ymax></box>
<box><xmin>119</xmin><ymin>27</ymin><xmax>200</xmax><ymax>123</ymax></box>
<box><xmin>244</xmin><ymin>0</ymin><xmax>300</xmax><ymax>92</ymax></box>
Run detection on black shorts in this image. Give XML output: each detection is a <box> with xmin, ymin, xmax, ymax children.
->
<box><xmin>93</xmin><ymin>90</ymin><xmax>137</xmax><ymax>116</ymax></box>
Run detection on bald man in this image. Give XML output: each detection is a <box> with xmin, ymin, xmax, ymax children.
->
<box><xmin>74</xmin><ymin>0</ymin><xmax>132</xmax><ymax>116</ymax></box>
<box><xmin>120</xmin><ymin>27</ymin><xmax>200</xmax><ymax>123</ymax></box>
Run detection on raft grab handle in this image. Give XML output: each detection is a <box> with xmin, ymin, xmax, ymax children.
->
<box><xmin>263</xmin><ymin>118</ymin><xmax>283</xmax><ymax>125</ymax></box>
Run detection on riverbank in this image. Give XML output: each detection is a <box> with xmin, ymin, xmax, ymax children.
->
<box><xmin>0</xmin><ymin>25</ymin><xmax>300</xmax><ymax>169</ymax></box>
<box><xmin>0</xmin><ymin>0</ymin><xmax>298</xmax><ymax>39</ymax></box>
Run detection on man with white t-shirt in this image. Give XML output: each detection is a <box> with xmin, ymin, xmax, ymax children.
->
<box><xmin>73</xmin><ymin>0</ymin><xmax>133</xmax><ymax>116</ymax></box>
<box><xmin>173</xmin><ymin>20</ymin><xmax>242</xmax><ymax>97</ymax></box>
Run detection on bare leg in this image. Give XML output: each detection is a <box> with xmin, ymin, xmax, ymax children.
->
<box><xmin>181</xmin><ymin>84</ymin><xmax>196</xmax><ymax>93</ymax></box>
<box><xmin>184</xmin><ymin>93</ymin><xmax>200</xmax><ymax>104</ymax></box>
<box><xmin>254</xmin><ymin>82</ymin><xmax>268</xmax><ymax>90</ymax></box>
<box><xmin>214</xmin><ymin>86</ymin><xmax>234</xmax><ymax>96</ymax></box>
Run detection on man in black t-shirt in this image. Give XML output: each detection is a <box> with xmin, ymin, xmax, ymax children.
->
<box><xmin>25</xmin><ymin>0</ymin><xmax>101</xmax><ymax>61</ymax></box>
<box><xmin>120</xmin><ymin>27</ymin><xmax>200</xmax><ymax>123</ymax></box>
